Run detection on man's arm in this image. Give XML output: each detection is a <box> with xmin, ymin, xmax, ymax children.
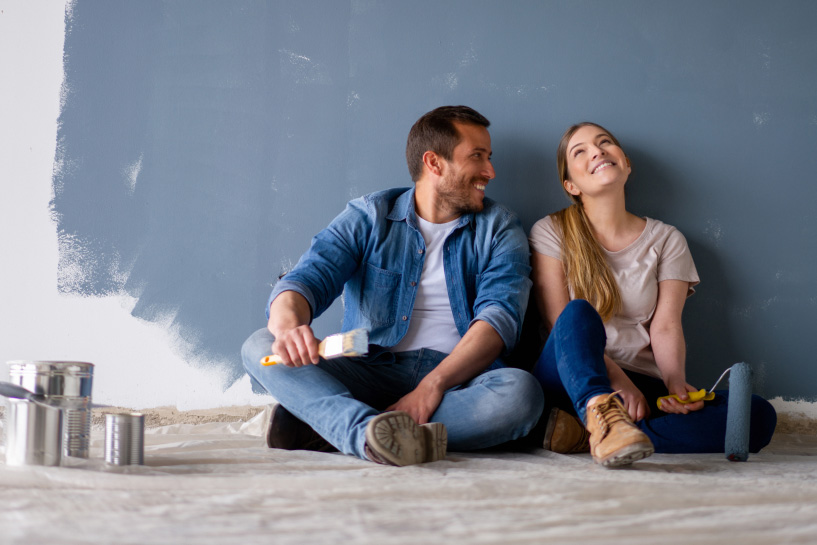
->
<box><xmin>469</xmin><ymin>211</ymin><xmax>532</xmax><ymax>354</ymax></box>
<box><xmin>266</xmin><ymin>199</ymin><xmax>369</xmax><ymax>323</ymax></box>
<box><xmin>387</xmin><ymin>320</ymin><xmax>504</xmax><ymax>424</ymax></box>
<box><xmin>267</xmin><ymin>290</ymin><xmax>321</xmax><ymax>367</ymax></box>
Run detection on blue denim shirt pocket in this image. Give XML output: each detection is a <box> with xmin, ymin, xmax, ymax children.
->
<box><xmin>360</xmin><ymin>263</ymin><xmax>401</xmax><ymax>327</ymax></box>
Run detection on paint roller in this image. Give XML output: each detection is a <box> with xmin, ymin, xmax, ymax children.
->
<box><xmin>657</xmin><ymin>362</ymin><xmax>753</xmax><ymax>461</ymax></box>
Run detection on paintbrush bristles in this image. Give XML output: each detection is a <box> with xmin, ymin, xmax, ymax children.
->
<box><xmin>318</xmin><ymin>328</ymin><xmax>369</xmax><ymax>358</ymax></box>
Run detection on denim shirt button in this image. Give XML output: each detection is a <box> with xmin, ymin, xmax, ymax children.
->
<box><xmin>417</xmin><ymin>248</ymin><xmax>424</xmax><ymax>254</ymax></box>
<box><xmin>402</xmin><ymin>315</ymin><xmax>408</xmax><ymax>321</ymax></box>
<box><xmin>410</xmin><ymin>281</ymin><xmax>416</xmax><ymax>287</ymax></box>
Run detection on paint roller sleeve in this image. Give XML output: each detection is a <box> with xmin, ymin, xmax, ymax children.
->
<box><xmin>725</xmin><ymin>362</ymin><xmax>753</xmax><ymax>462</ymax></box>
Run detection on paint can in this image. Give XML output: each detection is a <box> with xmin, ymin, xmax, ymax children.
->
<box><xmin>3</xmin><ymin>394</ymin><xmax>63</xmax><ymax>466</ymax></box>
<box><xmin>104</xmin><ymin>413</ymin><xmax>144</xmax><ymax>465</ymax></box>
<box><xmin>6</xmin><ymin>361</ymin><xmax>94</xmax><ymax>460</ymax></box>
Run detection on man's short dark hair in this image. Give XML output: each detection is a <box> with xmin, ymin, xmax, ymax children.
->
<box><xmin>405</xmin><ymin>105</ymin><xmax>490</xmax><ymax>182</ymax></box>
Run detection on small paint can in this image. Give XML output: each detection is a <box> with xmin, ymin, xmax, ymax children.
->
<box><xmin>104</xmin><ymin>413</ymin><xmax>145</xmax><ymax>465</ymax></box>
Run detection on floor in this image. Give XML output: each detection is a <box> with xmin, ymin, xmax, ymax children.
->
<box><xmin>1</xmin><ymin>406</ymin><xmax>816</xmax><ymax>545</ymax></box>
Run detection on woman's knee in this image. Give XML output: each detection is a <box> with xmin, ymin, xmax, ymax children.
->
<box><xmin>556</xmin><ymin>299</ymin><xmax>603</xmax><ymax>330</ymax></box>
<box><xmin>749</xmin><ymin>395</ymin><xmax>778</xmax><ymax>452</ymax></box>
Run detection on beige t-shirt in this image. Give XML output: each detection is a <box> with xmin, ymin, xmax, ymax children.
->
<box><xmin>529</xmin><ymin>215</ymin><xmax>700</xmax><ymax>379</ymax></box>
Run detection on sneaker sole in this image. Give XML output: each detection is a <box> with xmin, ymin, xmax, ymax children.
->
<box><xmin>598</xmin><ymin>442</ymin><xmax>655</xmax><ymax>468</ymax></box>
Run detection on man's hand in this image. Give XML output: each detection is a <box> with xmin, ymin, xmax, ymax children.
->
<box><xmin>660</xmin><ymin>378</ymin><xmax>705</xmax><ymax>414</ymax></box>
<box><xmin>271</xmin><ymin>325</ymin><xmax>321</xmax><ymax>367</ymax></box>
<box><xmin>386</xmin><ymin>381</ymin><xmax>445</xmax><ymax>425</ymax></box>
<box><xmin>267</xmin><ymin>291</ymin><xmax>319</xmax><ymax>367</ymax></box>
<box><xmin>385</xmin><ymin>321</ymin><xmax>503</xmax><ymax>424</ymax></box>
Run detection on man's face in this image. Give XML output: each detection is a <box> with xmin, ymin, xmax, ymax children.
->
<box><xmin>435</xmin><ymin>122</ymin><xmax>495</xmax><ymax>217</ymax></box>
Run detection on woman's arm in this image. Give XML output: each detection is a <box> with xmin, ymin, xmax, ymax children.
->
<box><xmin>531</xmin><ymin>251</ymin><xmax>649</xmax><ymax>421</ymax></box>
<box><xmin>651</xmin><ymin>279</ymin><xmax>704</xmax><ymax>414</ymax></box>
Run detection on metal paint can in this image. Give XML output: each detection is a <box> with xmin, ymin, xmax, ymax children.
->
<box><xmin>4</xmin><ymin>397</ymin><xmax>63</xmax><ymax>466</ymax></box>
<box><xmin>6</xmin><ymin>361</ymin><xmax>94</xmax><ymax>460</ymax></box>
<box><xmin>104</xmin><ymin>412</ymin><xmax>144</xmax><ymax>465</ymax></box>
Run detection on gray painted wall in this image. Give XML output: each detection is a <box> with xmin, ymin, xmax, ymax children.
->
<box><xmin>53</xmin><ymin>0</ymin><xmax>817</xmax><ymax>399</ymax></box>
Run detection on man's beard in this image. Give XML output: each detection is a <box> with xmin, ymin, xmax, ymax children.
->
<box><xmin>436</xmin><ymin>172</ymin><xmax>487</xmax><ymax>217</ymax></box>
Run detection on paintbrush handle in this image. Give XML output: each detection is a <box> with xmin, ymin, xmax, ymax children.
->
<box><xmin>260</xmin><ymin>355</ymin><xmax>283</xmax><ymax>366</ymax></box>
<box><xmin>656</xmin><ymin>389</ymin><xmax>715</xmax><ymax>410</ymax></box>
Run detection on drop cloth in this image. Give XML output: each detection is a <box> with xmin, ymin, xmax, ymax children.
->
<box><xmin>1</xmin><ymin>407</ymin><xmax>816</xmax><ymax>545</ymax></box>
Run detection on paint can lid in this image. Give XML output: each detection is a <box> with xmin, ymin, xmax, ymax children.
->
<box><xmin>7</xmin><ymin>361</ymin><xmax>94</xmax><ymax>377</ymax></box>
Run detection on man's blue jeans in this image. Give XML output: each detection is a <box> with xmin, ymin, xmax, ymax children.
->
<box><xmin>531</xmin><ymin>299</ymin><xmax>777</xmax><ymax>453</ymax></box>
<box><xmin>242</xmin><ymin>328</ymin><xmax>544</xmax><ymax>460</ymax></box>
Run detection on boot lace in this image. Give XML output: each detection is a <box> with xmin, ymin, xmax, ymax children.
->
<box><xmin>590</xmin><ymin>392</ymin><xmax>632</xmax><ymax>440</ymax></box>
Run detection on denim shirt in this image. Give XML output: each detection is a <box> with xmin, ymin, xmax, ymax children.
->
<box><xmin>267</xmin><ymin>187</ymin><xmax>532</xmax><ymax>354</ymax></box>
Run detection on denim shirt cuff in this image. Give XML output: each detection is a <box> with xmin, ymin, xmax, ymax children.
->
<box><xmin>266</xmin><ymin>280</ymin><xmax>317</xmax><ymax>321</ymax></box>
<box><xmin>470</xmin><ymin>306</ymin><xmax>519</xmax><ymax>354</ymax></box>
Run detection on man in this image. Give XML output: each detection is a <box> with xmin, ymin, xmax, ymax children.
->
<box><xmin>242</xmin><ymin>105</ymin><xmax>543</xmax><ymax>466</ymax></box>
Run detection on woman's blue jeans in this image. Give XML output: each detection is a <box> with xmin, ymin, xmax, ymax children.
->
<box><xmin>242</xmin><ymin>328</ymin><xmax>544</xmax><ymax>460</ymax></box>
<box><xmin>531</xmin><ymin>300</ymin><xmax>777</xmax><ymax>454</ymax></box>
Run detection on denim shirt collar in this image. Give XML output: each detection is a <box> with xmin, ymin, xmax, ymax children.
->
<box><xmin>386</xmin><ymin>186</ymin><xmax>474</xmax><ymax>231</ymax></box>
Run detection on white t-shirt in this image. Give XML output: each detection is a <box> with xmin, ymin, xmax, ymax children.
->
<box><xmin>529</xmin><ymin>215</ymin><xmax>700</xmax><ymax>379</ymax></box>
<box><xmin>392</xmin><ymin>216</ymin><xmax>461</xmax><ymax>354</ymax></box>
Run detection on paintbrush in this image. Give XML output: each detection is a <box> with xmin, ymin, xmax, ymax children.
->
<box><xmin>260</xmin><ymin>328</ymin><xmax>369</xmax><ymax>366</ymax></box>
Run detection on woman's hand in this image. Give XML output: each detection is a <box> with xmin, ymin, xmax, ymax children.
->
<box><xmin>605</xmin><ymin>359</ymin><xmax>650</xmax><ymax>422</ymax></box>
<box><xmin>660</xmin><ymin>378</ymin><xmax>705</xmax><ymax>414</ymax></box>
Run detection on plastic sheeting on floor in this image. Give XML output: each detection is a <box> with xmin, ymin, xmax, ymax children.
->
<box><xmin>2</xmin><ymin>406</ymin><xmax>816</xmax><ymax>545</ymax></box>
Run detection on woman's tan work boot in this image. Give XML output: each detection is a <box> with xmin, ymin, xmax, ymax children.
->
<box><xmin>586</xmin><ymin>392</ymin><xmax>654</xmax><ymax>468</ymax></box>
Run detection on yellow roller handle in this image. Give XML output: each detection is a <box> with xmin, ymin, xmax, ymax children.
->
<box><xmin>260</xmin><ymin>355</ymin><xmax>283</xmax><ymax>366</ymax></box>
<box><xmin>656</xmin><ymin>389</ymin><xmax>715</xmax><ymax>410</ymax></box>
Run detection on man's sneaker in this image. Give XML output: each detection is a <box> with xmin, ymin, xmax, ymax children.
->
<box><xmin>266</xmin><ymin>403</ymin><xmax>337</xmax><ymax>452</ymax></box>
<box><xmin>586</xmin><ymin>392</ymin><xmax>654</xmax><ymax>468</ymax></box>
<box><xmin>364</xmin><ymin>411</ymin><xmax>447</xmax><ymax>466</ymax></box>
<box><xmin>543</xmin><ymin>407</ymin><xmax>590</xmax><ymax>454</ymax></box>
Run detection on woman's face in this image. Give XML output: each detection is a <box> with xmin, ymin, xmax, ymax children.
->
<box><xmin>563</xmin><ymin>124</ymin><xmax>630</xmax><ymax>198</ymax></box>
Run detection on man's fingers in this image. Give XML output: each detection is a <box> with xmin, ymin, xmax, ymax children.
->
<box><xmin>290</xmin><ymin>335</ymin><xmax>313</xmax><ymax>365</ymax></box>
<box><xmin>274</xmin><ymin>327</ymin><xmax>321</xmax><ymax>366</ymax></box>
<box><xmin>306</xmin><ymin>341</ymin><xmax>321</xmax><ymax>364</ymax></box>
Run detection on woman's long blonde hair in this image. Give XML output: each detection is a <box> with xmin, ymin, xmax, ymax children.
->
<box><xmin>552</xmin><ymin>122</ymin><xmax>624</xmax><ymax>322</ymax></box>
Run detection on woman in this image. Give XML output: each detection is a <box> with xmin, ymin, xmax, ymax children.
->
<box><xmin>529</xmin><ymin>122</ymin><xmax>776</xmax><ymax>468</ymax></box>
